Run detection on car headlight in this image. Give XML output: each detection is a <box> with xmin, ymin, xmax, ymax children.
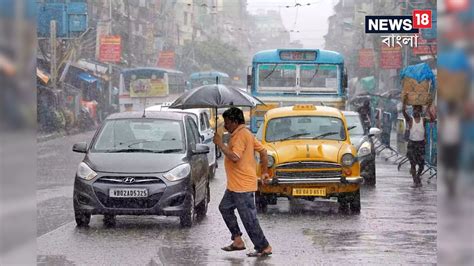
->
<box><xmin>341</xmin><ymin>153</ymin><xmax>355</xmax><ymax>167</ymax></box>
<box><xmin>267</xmin><ymin>155</ymin><xmax>275</xmax><ymax>168</ymax></box>
<box><xmin>77</xmin><ymin>162</ymin><xmax>97</xmax><ymax>180</ymax></box>
<box><xmin>163</xmin><ymin>164</ymin><xmax>191</xmax><ymax>182</ymax></box>
<box><xmin>358</xmin><ymin>141</ymin><xmax>371</xmax><ymax>157</ymax></box>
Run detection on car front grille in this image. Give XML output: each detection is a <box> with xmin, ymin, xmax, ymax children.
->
<box><xmin>96</xmin><ymin>176</ymin><xmax>164</xmax><ymax>185</ymax></box>
<box><xmin>276</xmin><ymin>162</ymin><xmax>342</xmax><ymax>169</ymax></box>
<box><xmin>275</xmin><ymin>162</ymin><xmax>342</xmax><ymax>180</ymax></box>
<box><xmin>276</xmin><ymin>170</ymin><xmax>343</xmax><ymax>179</ymax></box>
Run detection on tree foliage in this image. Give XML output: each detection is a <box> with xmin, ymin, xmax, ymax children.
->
<box><xmin>179</xmin><ymin>39</ymin><xmax>246</xmax><ymax>78</ymax></box>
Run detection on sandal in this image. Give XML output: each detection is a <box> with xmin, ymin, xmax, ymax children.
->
<box><xmin>221</xmin><ymin>244</ymin><xmax>246</xmax><ymax>252</ymax></box>
<box><xmin>246</xmin><ymin>250</ymin><xmax>272</xmax><ymax>257</ymax></box>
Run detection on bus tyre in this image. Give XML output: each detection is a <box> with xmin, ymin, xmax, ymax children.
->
<box><xmin>255</xmin><ymin>192</ymin><xmax>268</xmax><ymax>213</ymax></box>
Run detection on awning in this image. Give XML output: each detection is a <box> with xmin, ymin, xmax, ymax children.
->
<box><xmin>78</xmin><ymin>72</ymin><xmax>98</xmax><ymax>83</ymax></box>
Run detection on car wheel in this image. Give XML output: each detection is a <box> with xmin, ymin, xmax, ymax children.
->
<box><xmin>349</xmin><ymin>189</ymin><xmax>361</xmax><ymax>214</ymax></box>
<box><xmin>255</xmin><ymin>192</ymin><xmax>268</xmax><ymax>213</ymax></box>
<box><xmin>180</xmin><ymin>188</ymin><xmax>196</xmax><ymax>227</ymax></box>
<box><xmin>196</xmin><ymin>183</ymin><xmax>209</xmax><ymax>218</ymax></box>
<box><xmin>103</xmin><ymin>214</ymin><xmax>116</xmax><ymax>227</ymax></box>
<box><xmin>338</xmin><ymin>195</ymin><xmax>349</xmax><ymax>213</ymax></box>
<box><xmin>74</xmin><ymin>208</ymin><xmax>91</xmax><ymax>227</ymax></box>
<box><xmin>365</xmin><ymin>161</ymin><xmax>376</xmax><ymax>186</ymax></box>
<box><xmin>208</xmin><ymin>164</ymin><xmax>216</xmax><ymax>179</ymax></box>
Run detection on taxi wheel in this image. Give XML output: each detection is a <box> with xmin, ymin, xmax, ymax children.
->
<box><xmin>255</xmin><ymin>192</ymin><xmax>268</xmax><ymax>213</ymax></box>
<box><xmin>365</xmin><ymin>162</ymin><xmax>376</xmax><ymax>186</ymax></box>
<box><xmin>349</xmin><ymin>189</ymin><xmax>361</xmax><ymax>214</ymax></box>
<box><xmin>337</xmin><ymin>196</ymin><xmax>349</xmax><ymax>213</ymax></box>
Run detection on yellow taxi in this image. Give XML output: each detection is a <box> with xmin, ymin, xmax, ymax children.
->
<box><xmin>255</xmin><ymin>104</ymin><xmax>363</xmax><ymax>213</ymax></box>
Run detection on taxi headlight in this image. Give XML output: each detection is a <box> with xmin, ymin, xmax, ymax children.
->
<box><xmin>163</xmin><ymin>164</ymin><xmax>191</xmax><ymax>182</ymax></box>
<box><xmin>341</xmin><ymin>153</ymin><xmax>355</xmax><ymax>167</ymax></box>
<box><xmin>77</xmin><ymin>162</ymin><xmax>97</xmax><ymax>180</ymax></box>
<box><xmin>267</xmin><ymin>155</ymin><xmax>275</xmax><ymax>168</ymax></box>
<box><xmin>358</xmin><ymin>141</ymin><xmax>371</xmax><ymax>157</ymax></box>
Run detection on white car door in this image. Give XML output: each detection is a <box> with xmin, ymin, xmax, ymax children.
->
<box><xmin>198</xmin><ymin>111</ymin><xmax>216</xmax><ymax>167</ymax></box>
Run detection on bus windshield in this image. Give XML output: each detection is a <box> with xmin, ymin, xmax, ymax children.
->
<box><xmin>189</xmin><ymin>71</ymin><xmax>230</xmax><ymax>90</ymax></box>
<box><xmin>121</xmin><ymin>69</ymin><xmax>168</xmax><ymax>97</ymax></box>
<box><xmin>257</xmin><ymin>63</ymin><xmax>339</xmax><ymax>92</ymax></box>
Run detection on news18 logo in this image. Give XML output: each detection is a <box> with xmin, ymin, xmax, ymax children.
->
<box><xmin>365</xmin><ymin>10</ymin><xmax>432</xmax><ymax>47</ymax></box>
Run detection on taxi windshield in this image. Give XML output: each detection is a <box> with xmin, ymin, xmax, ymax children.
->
<box><xmin>265</xmin><ymin>116</ymin><xmax>346</xmax><ymax>142</ymax></box>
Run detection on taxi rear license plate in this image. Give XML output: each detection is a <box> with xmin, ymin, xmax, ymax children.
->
<box><xmin>292</xmin><ymin>188</ymin><xmax>326</xmax><ymax>196</ymax></box>
<box><xmin>109</xmin><ymin>188</ymin><xmax>148</xmax><ymax>198</ymax></box>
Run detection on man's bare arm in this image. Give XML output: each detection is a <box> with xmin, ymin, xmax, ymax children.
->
<box><xmin>213</xmin><ymin>134</ymin><xmax>240</xmax><ymax>162</ymax></box>
<box><xmin>402</xmin><ymin>97</ymin><xmax>411</xmax><ymax>127</ymax></box>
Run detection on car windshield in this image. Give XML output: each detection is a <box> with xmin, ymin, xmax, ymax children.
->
<box><xmin>344</xmin><ymin>115</ymin><xmax>365</xmax><ymax>136</ymax></box>
<box><xmin>92</xmin><ymin>119</ymin><xmax>185</xmax><ymax>153</ymax></box>
<box><xmin>265</xmin><ymin>116</ymin><xmax>346</xmax><ymax>142</ymax></box>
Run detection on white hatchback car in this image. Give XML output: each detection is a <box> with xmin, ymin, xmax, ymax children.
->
<box><xmin>146</xmin><ymin>104</ymin><xmax>217</xmax><ymax>178</ymax></box>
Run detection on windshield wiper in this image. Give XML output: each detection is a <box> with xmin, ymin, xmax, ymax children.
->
<box><xmin>108</xmin><ymin>148</ymin><xmax>157</xmax><ymax>153</ymax></box>
<box><xmin>347</xmin><ymin>125</ymin><xmax>357</xmax><ymax>131</ymax></box>
<box><xmin>154</xmin><ymin>148</ymin><xmax>183</xmax><ymax>153</ymax></box>
<box><xmin>277</xmin><ymin>132</ymin><xmax>311</xmax><ymax>141</ymax></box>
<box><xmin>127</xmin><ymin>140</ymin><xmax>157</xmax><ymax>148</ymax></box>
<box><xmin>308</xmin><ymin>64</ymin><xmax>320</xmax><ymax>84</ymax></box>
<box><xmin>262</xmin><ymin>64</ymin><xmax>279</xmax><ymax>81</ymax></box>
<box><xmin>312</xmin><ymin>132</ymin><xmax>339</xmax><ymax>140</ymax></box>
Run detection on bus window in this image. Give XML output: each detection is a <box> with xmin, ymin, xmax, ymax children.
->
<box><xmin>258</xmin><ymin>64</ymin><xmax>296</xmax><ymax>89</ymax></box>
<box><xmin>300</xmin><ymin>64</ymin><xmax>338</xmax><ymax>89</ymax></box>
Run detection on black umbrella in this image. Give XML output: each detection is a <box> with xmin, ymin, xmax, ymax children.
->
<box><xmin>168</xmin><ymin>84</ymin><xmax>264</xmax><ymax>131</ymax></box>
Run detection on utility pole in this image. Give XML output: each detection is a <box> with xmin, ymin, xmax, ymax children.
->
<box><xmin>108</xmin><ymin>0</ymin><xmax>113</xmax><ymax>107</ymax></box>
<box><xmin>50</xmin><ymin>20</ymin><xmax>57</xmax><ymax>90</ymax></box>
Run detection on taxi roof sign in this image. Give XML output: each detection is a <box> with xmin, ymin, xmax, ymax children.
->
<box><xmin>293</xmin><ymin>104</ymin><xmax>316</xmax><ymax>111</ymax></box>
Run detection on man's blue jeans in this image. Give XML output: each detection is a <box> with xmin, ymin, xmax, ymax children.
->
<box><xmin>219</xmin><ymin>189</ymin><xmax>269</xmax><ymax>252</ymax></box>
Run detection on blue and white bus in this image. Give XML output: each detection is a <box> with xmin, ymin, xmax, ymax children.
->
<box><xmin>188</xmin><ymin>71</ymin><xmax>230</xmax><ymax>90</ymax></box>
<box><xmin>248</xmin><ymin>49</ymin><xmax>348</xmax><ymax>132</ymax></box>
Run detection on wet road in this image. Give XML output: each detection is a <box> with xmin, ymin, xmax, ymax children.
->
<box><xmin>37</xmin><ymin>131</ymin><xmax>436</xmax><ymax>265</ymax></box>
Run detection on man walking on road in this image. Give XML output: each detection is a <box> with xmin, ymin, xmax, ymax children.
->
<box><xmin>402</xmin><ymin>98</ymin><xmax>434</xmax><ymax>187</ymax></box>
<box><xmin>213</xmin><ymin>107</ymin><xmax>273</xmax><ymax>257</ymax></box>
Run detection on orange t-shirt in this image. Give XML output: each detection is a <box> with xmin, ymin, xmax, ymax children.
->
<box><xmin>224</xmin><ymin>125</ymin><xmax>265</xmax><ymax>192</ymax></box>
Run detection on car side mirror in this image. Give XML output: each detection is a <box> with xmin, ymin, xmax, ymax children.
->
<box><xmin>368</xmin><ymin>127</ymin><xmax>382</xmax><ymax>137</ymax></box>
<box><xmin>193</xmin><ymin>144</ymin><xmax>210</xmax><ymax>155</ymax></box>
<box><xmin>73</xmin><ymin>142</ymin><xmax>87</xmax><ymax>153</ymax></box>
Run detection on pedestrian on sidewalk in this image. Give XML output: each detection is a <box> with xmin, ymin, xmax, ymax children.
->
<box><xmin>213</xmin><ymin>107</ymin><xmax>273</xmax><ymax>257</ymax></box>
<box><xmin>402</xmin><ymin>97</ymin><xmax>435</xmax><ymax>187</ymax></box>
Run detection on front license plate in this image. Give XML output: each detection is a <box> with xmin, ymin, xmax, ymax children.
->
<box><xmin>292</xmin><ymin>188</ymin><xmax>326</xmax><ymax>196</ymax></box>
<box><xmin>109</xmin><ymin>188</ymin><xmax>148</xmax><ymax>198</ymax></box>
